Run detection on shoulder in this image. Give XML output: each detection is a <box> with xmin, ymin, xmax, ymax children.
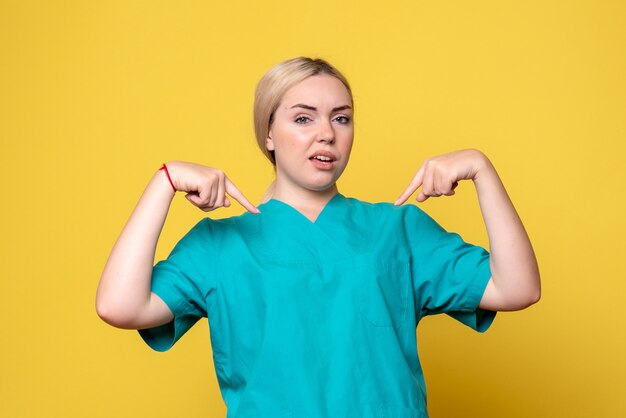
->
<box><xmin>176</xmin><ymin>211</ymin><xmax>260</xmax><ymax>248</ymax></box>
<box><xmin>199</xmin><ymin>211</ymin><xmax>262</xmax><ymax>244</ymax></box>
<box><xmin>343</xmin><ymin>196</ymin><xmax>432</xmax><ymax>226</ymax></box>
<box><xmin>344</xmin><ymin>196</ymin><xmax>448</xmax><ymax>249</ymax></box>
<box><xmin>342</xmin><ymin>195</ymin><xmax>398</xmax><ymax>213</ymax></box>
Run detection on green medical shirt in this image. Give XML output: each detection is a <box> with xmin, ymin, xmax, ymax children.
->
<box><xmin>139</xmin><ymin>193</ymin><xmax>495</xmax><ymax>418</ymax></box>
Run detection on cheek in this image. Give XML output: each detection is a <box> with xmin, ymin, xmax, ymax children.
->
<box><xmin>340</xmin><ymin>130</ymin><xmax>355</xmax><ymax>152</ymax></box>
<box><xmin>274</xmin><ymin>126</ymin><xmax>314</xmax><ymax>150</ymax></box>
<box><xmin>346</xmin><ymin>139</ymin><xmax>354</xmax><ymax>153</ymax></box>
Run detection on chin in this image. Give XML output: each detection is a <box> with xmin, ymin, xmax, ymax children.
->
<box><xmin>306</xmin><ymin>170</ymin><xmax>344</xmax><ymax>189</ymax></box>
<box><xmin>304</xmin><ymin>180</ymin><xmax>337</xmax><ymax>192</ymax></box>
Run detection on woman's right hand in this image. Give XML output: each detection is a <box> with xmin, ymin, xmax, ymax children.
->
<box><xmin>165</xmin><ymin>161</ymin><xmax>260</xmax><ymax>214</ymax></box>
<box><xmin>96</xmin><ymin>161</ymin><xmax>259</xmax><ymax>329</ymax></box>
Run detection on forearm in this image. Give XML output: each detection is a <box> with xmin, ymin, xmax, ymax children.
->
<box><xmin>473</xmin><ymin>154</ymin><xmax>541</xmax><ymax>310</ymax></box>
<box><xmin>96</xmin><ymin>168</ymin><xmax>175</xmax><ymax>327</ymax></box>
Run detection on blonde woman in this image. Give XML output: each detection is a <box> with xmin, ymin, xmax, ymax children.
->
<box><xmin>96</xmin><ymin>57</ymin><xmax>540</xmax><ymax>418</ymax></box>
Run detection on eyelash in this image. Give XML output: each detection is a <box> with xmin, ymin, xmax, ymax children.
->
<box><xmin>294</xmin><ymin>115</ymin><xmax>351</xmax><ymax>124</ymax></box>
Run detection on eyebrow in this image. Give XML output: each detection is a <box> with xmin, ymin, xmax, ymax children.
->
<box><xmin>290</xmin><ymin>104</ymin><xmax>352</xmax><ymax>112</ymax></box>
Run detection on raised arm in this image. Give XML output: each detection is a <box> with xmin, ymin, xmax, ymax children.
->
<box><xmin>96</xmin><ymin>161</ymin><xmax>259</xmax><ymax>330</ymax></box>
<box><xmin>395</xmin><ymin>149</ymin><xmax>540</xmax><ymax>311</ymax></box>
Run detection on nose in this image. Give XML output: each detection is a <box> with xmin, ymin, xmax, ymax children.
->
<box><xmin>318</xmin><ymin>118</ymin><xmax>335</xmax><ymax>144</ymax></box>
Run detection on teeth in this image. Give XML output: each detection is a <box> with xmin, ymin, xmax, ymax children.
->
<box><xmin>314</xmin><ymin>156</ymin><xmax>332</xmax><ymax>161</ymax></box>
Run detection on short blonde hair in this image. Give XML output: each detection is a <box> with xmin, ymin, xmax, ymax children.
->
<box><xmin>253</xmin><ymin>57</ymin><xmax>353</xmax><ymax>165</ymax></box>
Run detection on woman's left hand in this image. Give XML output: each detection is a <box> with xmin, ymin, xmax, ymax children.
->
<box><xmin>394</xmin><ymin>148</ymin><xmax>541</xmax><ymax>311</ymax></box>
<box><xmin>394</xmin><ymin>149</ymin><xmax>490</xmax><ymax>205</ymax></box>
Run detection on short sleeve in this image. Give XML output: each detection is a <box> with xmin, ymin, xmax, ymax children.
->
<box><xmin>404</xmin><ymin>205</ymin><xmax>496</xmax><ymax>332</ymax></box>
<box><xmin>138</xmin><ymin>218</ymin><xmax>217</xmax><ymax>351</ymax></box>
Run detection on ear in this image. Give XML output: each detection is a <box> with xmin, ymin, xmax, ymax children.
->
<box><xmin>265</xmin><ymin>132</ymin><xmax>275</xmax><ymax>151</ymax></box>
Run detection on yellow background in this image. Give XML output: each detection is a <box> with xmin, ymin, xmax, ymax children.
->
<box><xmin>1</xmin><ymin>1</ymin><xmax>625</xmax><ymax>417</ymax></box>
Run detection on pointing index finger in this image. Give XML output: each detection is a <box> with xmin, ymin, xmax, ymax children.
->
<box><xmin>394</xmin><ymin>166</ymin><xmax>425</xmax><ymax>206</ymax></box>
<box><xmin>224</xmin><ymin>177</ymin><xmax>260</xmax><ymax>214</ymax></box>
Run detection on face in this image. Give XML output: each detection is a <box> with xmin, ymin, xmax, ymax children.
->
<box><xmin>267</xmin><ymin>75</ymin><xmax>354</xmax><ymax>196</ymax></box>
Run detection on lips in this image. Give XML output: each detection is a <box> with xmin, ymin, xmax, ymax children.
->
<box><xmin>308</xmin><ymin>150</ymin><xmax>338</xmax><ymax>171</ymax></box>
<box><xmin>308</xmin><ymin>150</ymin><xmax>337</xmax><ymax>162</ymax></box>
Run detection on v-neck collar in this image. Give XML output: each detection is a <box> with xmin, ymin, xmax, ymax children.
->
<box><xmin>254</xmin><ymin>193</ymin><xmax>369</xmax><ymax>262</ymax></box>
<box><xmin>261</xmin><ymin>193</ymin><xmax>345</xmax><ymax>225</ymax></box>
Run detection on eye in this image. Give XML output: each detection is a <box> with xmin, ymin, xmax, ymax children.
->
<box><xmin>334</xmin><ymin>115</ymin><xmax>351</xmax><ymax>124</ymax></box>
<box><xmin>294</xmin><ymin>115</ymin><xmax>311</xmax><ymax>124</ymax></box>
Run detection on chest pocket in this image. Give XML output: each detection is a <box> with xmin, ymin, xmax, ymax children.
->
<box><xmin>354</xmin><ymin>255</ymin><xmax>411</xmax><ymax>329</ymax></box>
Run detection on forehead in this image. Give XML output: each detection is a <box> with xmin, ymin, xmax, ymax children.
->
<box><xmin>280</xmin><ymin>75</ymin><xmax>352</xmax><ymax>108</ymax></box>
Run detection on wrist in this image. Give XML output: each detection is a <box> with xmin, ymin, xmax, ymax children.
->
<box><xmin>152</xmin><ymin>166</ymin><xmax>176</xmax><ymax>198</ymax></box>
<box><xmin>470</xmin><ymin>150</ymin><xmax>494</xmax><ymax>183</ymax></box>
<box><xmin>158</xmin><ymin>163</ymin><xmax>177</xmax><ymax>193</ymax></box>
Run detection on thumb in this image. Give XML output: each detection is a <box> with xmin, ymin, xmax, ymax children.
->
<box><xmin>185</xmin><ymin>192</ymin><xmax>202</xmax><ymax>206</ymax></box>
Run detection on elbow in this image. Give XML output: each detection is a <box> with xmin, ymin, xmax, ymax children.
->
<box><xmin>515</xmin><ymin>279</ymin><xmax>542</xmax><ymax>310</ymax></box>
<box><xmin>517</xmin><ymin>287</ymin><xmax>541</xmax><ymax>310</ymax></box>
<box><xmin>95</xmin><ymin>299</ymin><xmax>122</xmax><ymax>328</ymax></box>
<box><xmin>96</xmin><ymin>298</ymin><xmax>138</xmax><ymax>329</ymax></box>
<box><xmin>525</xmin><ymin>270</ymin><xmax>542</xmax><ymax>307</ymax></box>
<box><xmin>489</xmin><ymin>272</ymin><xmax>541</xmax><ymax>311</ymax></box>
<box><xmin>530</xmin><ymin>286</ymin><xmax>541</xmax><ymax>305</ymax></box>
<box><xmin>500</xmin><ymin>289</ymin><xmax>540</xmax><ymax>311</ymax></box>
<box><xmin>96</xmin><ymin>299</ymin><xmax>115</xmax><ymax>326</ymax></box>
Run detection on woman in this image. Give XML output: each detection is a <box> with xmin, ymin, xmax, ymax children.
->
<box><xmin>96</xmin><ymin>57</ymin><xmax>540</xmax><ymax>417</ymax></box>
